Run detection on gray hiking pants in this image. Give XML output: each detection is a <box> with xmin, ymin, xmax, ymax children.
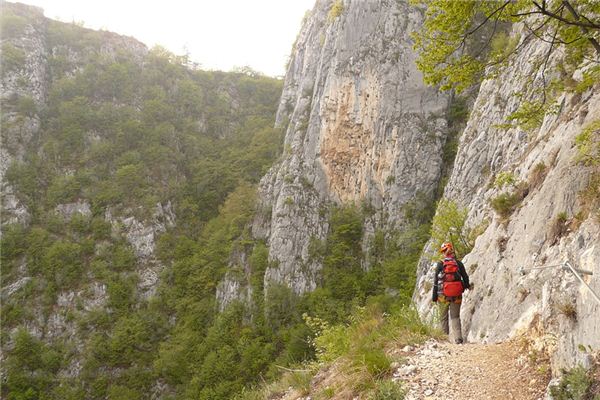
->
<box><xmin>439</xmin><ymin>301</ymin><xmax>462</xmax><ymax>342</ymax></box>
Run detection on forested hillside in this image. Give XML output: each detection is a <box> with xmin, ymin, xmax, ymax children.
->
<box><xmin>0</xmin><ymin>2</ymin><xmax>292</xmax><ymax>399</ymax></box>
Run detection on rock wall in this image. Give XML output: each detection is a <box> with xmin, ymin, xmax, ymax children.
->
<box><xmin>218</xmin><ymin>0</ymin><xmax>449</xmax><ymax>305</ymax></box>
<box><xmin>413</xmin><ymin>25</ymin><xmax>600</xmax><ymax>373</ymax></box>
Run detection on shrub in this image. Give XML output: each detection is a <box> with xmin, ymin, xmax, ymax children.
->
<box><xmin>573</xmin><ymin>66</ymin><xmax>600</xmax><ymax>94</ymax></box>
<box><xmin>106</xmin><ymin>275</ymin><xmax>137</xmax><ymax>313</ymax></box>
<box><xmin>16</xmin><ymin>96</ymin><xmax>37</xmax><ymax>117</ymax></box>
<box><xmin>490</xmin><ymin>192</ymin><xmax>519</xmax><ymax>217</ymax></box>
<box><xmin>328</xmin><ymin>0</ymin><xmax>344</xmax><ymax>22</ymax></box>
<box><xmin>42</xmin><ymin>241</ymin><xmax>84</xmax><ymax>289</ymax></box>
<box><xmin>308</xmin><ymin>236</ymin><xmax>326</xmax><ymax>262</ymax></box>
<box><xmin>107</xmin><ymin>385</ymin><xmax>142</xmax><ymax>400</ymax></box>
<box><xmin>91</xmin><ymin>217</ymin><xmax>112</xmax><ymax>239</ymax></box>
<box><xmin>494</xmin><ymin>171</ymin><xmax>516</xmax><ymax>189</ymax></box>
<box><xmin>46</xmin><ymin>175</ymin><xmax>82</xmax><ymax>206</ymax></box>
<box><xmin>550</xmin><ymin>365</ymin><xmax>593</xmax><ymax>400</ymax></box>
<box><xmin>0</xmin><ymin>223</ymin><xmax>27</xmax><ymax>269</ymax></box>
<box><xmin>4</xmin><ymin>329</ymin><xmax>64</xmax><ymax>399</ymax></box>
<box><xmin>490</xmin><ymin>182</ymin><xmax>528</xmax><ymax>219</ymax></box>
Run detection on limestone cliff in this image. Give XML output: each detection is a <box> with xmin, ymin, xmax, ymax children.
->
<box><xmin>217</xmin><ymin>0</ymin><xmax>449</xmax><ymax>307</ymax></box>
<box><xmin>413</xmin><ymin>24</ymin><xmax>600</xmax><ymax>374</ymax></box>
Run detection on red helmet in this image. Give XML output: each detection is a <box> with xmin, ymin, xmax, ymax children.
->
<box><xmin>440</xmin><ymin>242</ymin><xmax>454</xmax><ymax>255</ymax></box>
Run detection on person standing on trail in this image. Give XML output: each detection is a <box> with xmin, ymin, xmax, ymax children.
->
<box><xmin>432</xmin><ymin>242</ymin><xmax>470</xmax><ymax>344</ymax></box>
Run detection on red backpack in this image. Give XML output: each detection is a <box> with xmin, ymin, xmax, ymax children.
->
<box><xmin>441</xmin><ymin>257</ymin><xmax>464</xmax><ymax>297</ymax></box>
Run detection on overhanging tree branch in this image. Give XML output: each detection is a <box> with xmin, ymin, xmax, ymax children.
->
<box><xmin>529</xmin><ymin>0</ymin><xmax>600</xmax><ymax>30</ymax></box>
<box><xmin>561</xmin><ymin>0</ymin><xmax>600</xmax><ymax>55</ymax></box>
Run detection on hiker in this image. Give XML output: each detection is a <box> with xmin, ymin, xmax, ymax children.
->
<box><xmin>432</xmin><ymin>242</ymin><xmax>470</xmax><ymax>344</ymax></box>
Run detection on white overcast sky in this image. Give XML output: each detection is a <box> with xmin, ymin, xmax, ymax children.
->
<box><xmin>17</xmin><ymin>0</ymin><xmax>316</xmax><ymax>77</ymax></box>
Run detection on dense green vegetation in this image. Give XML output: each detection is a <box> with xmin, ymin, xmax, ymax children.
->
<box><xmin>550</xmin><ymin>364</ymin><xmax>600</xmax><ymax>400</ymax></box>
<box><xmin>0</xmin><ymin>5</ymin><xmax>285</xmax><ymax>399</ymax></box>
<box><xmin>237</xmin><ymin>303</ymin><xmax>440</xmax><ymax>399</ymax></box>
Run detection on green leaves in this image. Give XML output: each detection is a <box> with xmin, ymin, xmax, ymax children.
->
<box><xmin>412</xmin><ymin>0</ymin><xmax>600</xmax><ymax>93</ymax></box>
<box><xmin>430</xmin><ymin>198</ymin><xmax>481</xmax><ymax>258</ymax></box>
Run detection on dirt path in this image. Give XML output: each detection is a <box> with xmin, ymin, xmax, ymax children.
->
<box><xmin>393</xmin><ymin>340</ymin><xmax>550</xmax><ymax>400</ymax></box>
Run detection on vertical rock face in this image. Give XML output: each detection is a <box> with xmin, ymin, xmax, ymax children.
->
<box><xmin>247</xmin><ymin>0</ymin><xmax>448</xmax><ymax>296</ymax></box>
<box><xmin>413</xmin><ymin>26</ymin><xmax>600</xmax><ymax>372</ymax></box>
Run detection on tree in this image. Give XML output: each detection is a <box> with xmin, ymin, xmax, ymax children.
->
<box><xmin>412</xmin><ymin>0</ymin><xmax>600</xmax><ymax>94</ymax></box>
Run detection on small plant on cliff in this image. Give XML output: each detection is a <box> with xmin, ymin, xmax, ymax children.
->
<box><xmin>494</xmin><ymin>171</ymin><xmax>517</xmax><ymax>189</ymax></box>
<box><xmin>575</xmin><ymin>120</ymin><xmax>600</xmax><ymax>166</ymax></box>
<box><xmin>528</xmin><ymin>162</ymin><xmax>548</xmax><ymax>191</ymax></box>
<box><xmin>574</xmin><ymin>120</ymin><xmax>600</xmax><ymax>222</ymax></box>
<box><xmin>556</xmin><ymin>300</ymin><xmax>577</xmax><ymax>321</ymax></box>
<box><xmin>490</xmin><ymin>182</ymin><xmax>529</xmax><ymax>219</ymax></box>
<box><xmin>548</xmin><ymin>211</ymin><xmax>569</xmax><ymax>245</ymax></box>
<box><xmin>328</xmin><ymin>0</ymin><xmax>344</xmax><ymax>22</ymax></box>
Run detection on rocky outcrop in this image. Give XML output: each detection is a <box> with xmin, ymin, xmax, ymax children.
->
<box><xmin>105</xmin><ymin>202</ymin><xmax>176</xmax><ymax>297</ymax></box>
<box><xmin>218</xmin><ymin>0</ymin><xmax>449</xmax><ymax>305</ymax></box>
<box><xmin>55</xmin><ymin>200</ymin><xmax>92</xmax><ymax>219</ymax></box>
<box><xmin>413</xmin><ymin>25</ymin><xmax>600</xmax><ymax>373</ymax></box>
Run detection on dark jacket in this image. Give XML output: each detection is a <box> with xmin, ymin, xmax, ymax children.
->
<box><xmin>432</xmin><ymin>258</ymin><xmax>470</xmax><ymax>302</ymax></box>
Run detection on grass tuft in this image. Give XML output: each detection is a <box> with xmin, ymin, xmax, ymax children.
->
<box><xmin>556</xmin><ymin>300</ymin><xmax>577</xmax><ymax>322</ymax></box>
<box><xmin>369</xmin><ymin>379</ymin><xmax>406</xmax><ymax>400</ymax></box>
<box><xmin>548</xmin><ymin>212</ymin><xmax>569</xmax><ymax>245</ymax></box>
<box><xmin>490</xmin><ymin>182</ymin><xmax>529</xmax><ymax>219</ymax></box>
